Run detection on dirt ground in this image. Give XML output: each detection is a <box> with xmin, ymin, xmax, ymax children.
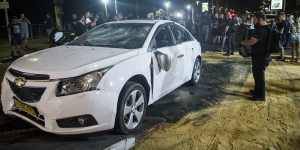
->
<box><xmin>135</xmin><ymin>53</ymin><xmax>300</xmax><ymax>150</ymax></box>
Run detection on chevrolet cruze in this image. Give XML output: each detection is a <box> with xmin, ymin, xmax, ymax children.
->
<box><xmin>1</xmin><ymin>20</ymin><xmax>202</xmax><ymax>134</ymax></box>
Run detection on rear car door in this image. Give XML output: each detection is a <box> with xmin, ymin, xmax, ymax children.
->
<box><xmin>170</xmin><ymin>23</ymin><xmax>196</xmax><ymax>82</ymax></box>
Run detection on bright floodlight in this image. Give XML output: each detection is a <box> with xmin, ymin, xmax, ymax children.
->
<box><xmin>175</xmin><ymin>12</ymin><xmax>183</xmax><ymax>18</ymax></box>
<box><xmin>164</xmin><ymin>1</ymin><xmax>171</xmax><ymax>9</ymax></box>
<box><xmin>102</xmin><ymin>0</ymin><xmax>109</xmax><ymax>4</ymax></box>
<box><xmin>186</xmin><ymin>4</ymin><xmax>191</xmax><ymax>10</ymax></box>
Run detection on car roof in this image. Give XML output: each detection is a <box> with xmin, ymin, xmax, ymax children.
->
<box><xmin>107</xmin><ymin>20</ymin><xmax>173</xmax><ymax>25</ymax></box>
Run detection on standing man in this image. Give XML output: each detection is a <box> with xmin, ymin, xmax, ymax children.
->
<box><xmin>10</xmin><ymin>16</ymin><xmax>25</xmax><ymax>58</ymax></box>
<box><xmin>276</xmin><ymin>13</ymin><xmax>286</xmax><ymax>61</ymax></box>
<box><xmin>19</xmin><ymin>13</ymin><xmax>31</xmax><ymax>50</ymax></box>
<box><xmin>241</xmin><ymin>12</ymin><xmax>271</xmax><ymax>101</ymax></box>
<box><xmin>44</xmin><ymin>13</ymin><xmax>54</xmax><ymax>38</ymax></box>
<box><xmin>224</xmin><ymin>16</ymin><xmax>238</xmax><ymax>56</ymax></box>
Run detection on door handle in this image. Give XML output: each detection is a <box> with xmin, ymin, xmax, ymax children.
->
<box><xmin>177</xmin><ymin>54</ymin><xmax>184</xmax><ymax>58</ymax></box>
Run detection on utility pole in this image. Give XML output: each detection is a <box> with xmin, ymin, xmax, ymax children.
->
<box><xmin>135</xmin><ymin>0</ymin><xmax>138</xmax><ymax>18</ymax></box>
<box><xmin>115</xmin><ymin>0</ymin><xmax>118</xmax><ymax>16</ymax></box>
<box><xmin>105</xmin><ymin>2</ymin><xmax>108</xmax><ymax>17</ymax></box>
<box><xmin>102</xmin><ymin>0</ymin><xmax>109</xmax><ymax>18</ymax></box>
<box><xmin>0</xmin><ymin>0</ymin><xmax>11</xmax><ymax>43</ymax></box>
<box><xmin>283</xmin><ymin>0</ymin><xmax>286</xmax><ymax>12</ymax></box>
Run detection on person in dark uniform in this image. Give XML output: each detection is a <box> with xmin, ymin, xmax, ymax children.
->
<box><xmin>10</xmin><ymin>16</ymin><xmax>25</xmax><ymax>58</ymax></box>
<box><xmin>241</xmin><ymin>12</ymin><xmax>271</xmax><ymax>101</ymax></box>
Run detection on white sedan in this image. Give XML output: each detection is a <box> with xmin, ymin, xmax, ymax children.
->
<box><xmin>1</xmin><ymin>20</ymin><xmax>202</xmax><ymax>135</ymax></box>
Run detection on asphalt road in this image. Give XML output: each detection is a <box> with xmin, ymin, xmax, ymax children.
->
<box><xmin>0</xmin><ymin>54</ymin><xmax>251</xmax><ymax>150</ymax></box>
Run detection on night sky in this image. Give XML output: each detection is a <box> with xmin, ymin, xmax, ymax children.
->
<box><xmin>0</xmin><ymin>0</ymin><xmax>298</xmax><ymax>26</ymax></box>
<box><xmin>0</xmin><ymin>0</ymin><xmax>261</xmax><ymax>25</ymax></box>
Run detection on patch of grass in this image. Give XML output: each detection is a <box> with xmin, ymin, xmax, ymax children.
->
<box><xmin>135</xmin><ymin>54</ymin><xmax>300</xmax><ymax>150</ymax></box>
<box><xmin>0</xmin><ymin>37</ymin><xmax>49</xmax><ymax>58</ymax></box>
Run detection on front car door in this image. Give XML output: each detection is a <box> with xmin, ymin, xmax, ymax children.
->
<box><xmin>150</xmin><ymin>24</ymin><xmax>184</xmax><ymax>100</ymax></box>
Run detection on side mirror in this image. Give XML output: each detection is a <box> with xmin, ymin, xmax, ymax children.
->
<box><xmin>54</xmin><ymin>32</ymin><xmax>64</xmax><ymax>42</ymax></box>
<box><xmin>154</xmin><ymin>51</ymin><xmax>171</xmax><ymax>72</ymax></box>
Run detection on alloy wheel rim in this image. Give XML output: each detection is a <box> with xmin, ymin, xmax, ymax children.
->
<box><xmin>123</xmin><ymin>90</ymin><xmax>145</xmax><ymax>130</ymax></box>
<box><xmin>193</xmin><ymin>60</ymin><xmax>201</xmax><ymax>83</ymax></box>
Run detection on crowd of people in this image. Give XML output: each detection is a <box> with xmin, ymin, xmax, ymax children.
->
<box><xmin>195</xmin><ymin>8</ymin><xmax>300</xmax><ymax>62</ymax></box>
<box><xmin>65</xmin><ymin>11</ymin><xmax>129</xmax><ymax>36</ymax></box>
<box><xmin>9</xmin><ymin>7</ymin><xmax>300</xmax><ymax>64</ymax></box>
<box><xmin>193</xmin><ymin>7</ymin><xmax>300</xmax><ymax>101</ymax></box>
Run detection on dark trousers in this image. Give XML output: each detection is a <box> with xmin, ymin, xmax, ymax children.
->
<box><xmin>225</xmin><ymin>33</ymin><xmax>236</xmax><ymax>54</ymax></box>
<box><xmin>251</xmin><ymin>55</ymin><xmax>266</xmax><ymax>98</ymax></box>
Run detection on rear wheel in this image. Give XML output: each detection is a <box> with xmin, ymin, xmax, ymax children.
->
<box><xmin>115</xmin><ymin>81</ymin><xmax>147</xmax><ymax>134</ymax></box>
<box><xmin>189</xmin><ymin>58</ymin><xmax>202</xmax><ymax>86</ymax></box>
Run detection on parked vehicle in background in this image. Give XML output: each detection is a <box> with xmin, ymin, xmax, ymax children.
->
<box><xmin>1</xmin><ymin>20</ymin><xmax>202</xmax><ymax>135</ymax></box>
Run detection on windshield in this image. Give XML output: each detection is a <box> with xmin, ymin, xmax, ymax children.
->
<box><xmin>69</xmin><ymin>23</ymin><xmax>153</xmax><ymax>49</ymax></box>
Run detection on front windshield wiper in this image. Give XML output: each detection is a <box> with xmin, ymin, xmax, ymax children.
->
<box><xmin>93</xmin><ymin>43</ymin><xmax>114</xmax><ymax>47</ymax></box>
<box><xmin>68</xmin><ymin>42</ymin><xmax>114</xmax><ymax>47</ymax></box>
<box><xmin>68</xmin><ymin>40</ymin><xmax>92</xmax><ymax>46</ymax></box>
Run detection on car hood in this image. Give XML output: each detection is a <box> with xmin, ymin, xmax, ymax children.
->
<box><xmin>10</xmin><ymin>46</ymin><xmax>139</xmax><ymax>79</ymax></box>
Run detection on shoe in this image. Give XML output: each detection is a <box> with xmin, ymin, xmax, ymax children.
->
<box><xmin>248</xmin><ymin>90</ymin><xmax>256</xmax><ymax>96</ymax></box>
<box><xmin>224</xmin><ymin>53</ymin><xmax>230</xmax><ymax>56</ymax></box>
<box><xmin>249</xmin><ymin>96</ymin><xmax>265</xmax><ymax>101</ymax></box>
<box><xmin>276</xmin><ymin>57</ymin><xmax>285</xmax><ymax>61</ymax></box>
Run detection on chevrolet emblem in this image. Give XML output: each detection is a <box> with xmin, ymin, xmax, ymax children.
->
<box><xmin>14</xmin><ymin>77</ymin><xmax>27</xmax><ymax>88</ymax></box>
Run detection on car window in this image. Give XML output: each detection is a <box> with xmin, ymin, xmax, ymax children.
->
<box><xmin>68</xmin><ymin>23</ymin><xmax>153</xmax><ymax>49</ymax></box>
<box><xmin>152</xmin><ymin>26</ymin><xmax>174</xmax><ymax>49</ymax></box>
<box><xmin>171</xmin><ymin>24</ymin><xmax>193</xmax><ymax>44</ymax></box>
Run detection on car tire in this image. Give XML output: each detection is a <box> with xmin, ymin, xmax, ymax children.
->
<box><xmin>188</xmin><ymin>57</ymin><xmax>202</xmax><ymax>86</ymax></box>
<box><xmin>115</xmin><ymin>81</ymin><xmax>147</xmax><ymax>134</ymax></box>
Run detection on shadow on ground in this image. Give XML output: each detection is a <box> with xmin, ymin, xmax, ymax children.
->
<box><xmin>147</xmin><ymin>58</ymin><xmax>251</xmax><ymax>123</ymax></box>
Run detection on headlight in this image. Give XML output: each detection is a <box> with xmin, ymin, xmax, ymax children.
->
<box><xmin>56</xmin><ymin>68</ymin><xmax>110</xmax><ymax>97</ymax></box>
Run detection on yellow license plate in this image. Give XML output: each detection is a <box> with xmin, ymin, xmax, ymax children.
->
<box><xmin>14</xmin><ymin>98</ymin><xmax>38</xmax><ymax>118</ymax></box>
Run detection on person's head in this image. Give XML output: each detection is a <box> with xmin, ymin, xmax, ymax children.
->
<box><xmin>72</xmin><ymin>13</ymin><xmax>77</xmax><ymax>20</ymax></box>
<box><xmin>20</xmin><ymin>13</ymin><xmax>25</xmax><ymax>19</ymax></box>
<box><xmin>297</xmin><ymin>16</ymin><xmax>300</xmax><ymax>22</ymax></box>
<box><xmin>291</xmin><ymin>25</ymin><xmax>297</xmax><ymax>33</ymax></box>
<box><xmin>214</xmin><ymin>13</ymin><xmax>219</xmax><ymax>18</ymax></box>
<box><xmin>289</xmin><ymin>15</ymin><xmax>294</xmax><ymax>20</ymax></box>
<box><xmin>254</xmin><ymin>12</ymin><xmax>267</xmax><ymax>26</ymax></box>
<box><xmin>279</xmin><ymin>12</ymin><xmax>286</xmax><ymax>21</ymax></box>
<box><xmin>85</xmin><ymin>11</ymin><xmax>91</xmax><ymax>17</ymax></box>
<box><xmin>46</xmin><ymin>13</ymin><xmax>50</xmax><ymax>18</ymax></box>
<box><xmin>11</xmin><ymin>16</ymin><xmax>18</xmax><ymax>23</ymax></box>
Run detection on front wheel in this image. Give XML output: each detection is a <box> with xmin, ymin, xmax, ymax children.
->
<box><xmin>115</xmin><ymin>82</ymin><xmax>147</xmax><ymax>134</ymax></box>
<box><xmin>189</xmin><ymin>58</ymin><xmax>202</xmax><ymax>86</ymax></box>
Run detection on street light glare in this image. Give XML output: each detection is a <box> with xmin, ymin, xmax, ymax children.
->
<box><xmin>186</xmin><ymin>4</ymin><xmax>191</xmax><ymax>10</ymax></box>
<box><xmin>164</xmin><ymin>1</ymin><xmax>170</xmax><ymax>9</ymax></box>
<box><xmin>175</xmin><ymin>12</ymin><xmax>183</xmax><ymax>18</ymax></box>
<box><xmin>102</xmin><ymin>0</ymin><xmax>109</xmax><ymax>4</ymax></box>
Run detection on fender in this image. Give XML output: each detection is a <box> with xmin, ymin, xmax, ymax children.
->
<box><xmin>98</xmin><ymin>52</ymin><xmax>152</xmax><ymax>126</ymax></box>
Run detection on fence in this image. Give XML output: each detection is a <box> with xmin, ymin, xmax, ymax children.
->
<box><xmin>0</xmin><ymin>24</ymin><xmax>46</xmax><ymax>39</ymax></box>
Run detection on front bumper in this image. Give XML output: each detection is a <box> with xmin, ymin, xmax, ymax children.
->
<box><xmin>1</xmin><ymin>71</ymin><xmax>117</xmax><ymax>135</ymax></box>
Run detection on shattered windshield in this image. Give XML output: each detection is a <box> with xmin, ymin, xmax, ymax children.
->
<box><xmin>69</xmin><ymin>23</ymin><xmax>153</xmax><ymax>49</ymax></box>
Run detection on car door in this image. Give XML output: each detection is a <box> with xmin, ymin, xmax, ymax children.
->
<box><xmin>170</xmin><ymin>23</ymin><xmax>195</xmax><ymax>82</ymax></box>
<box><xmin>150</xmin><ymin>24</ymin><xmax>183</xmax><ymax>100</ymax></box>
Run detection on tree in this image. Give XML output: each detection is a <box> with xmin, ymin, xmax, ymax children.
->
<box><xmin>53</xmin><ymin>0</ymin><xmax>64</xmax><ymax>30</ymax></box>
